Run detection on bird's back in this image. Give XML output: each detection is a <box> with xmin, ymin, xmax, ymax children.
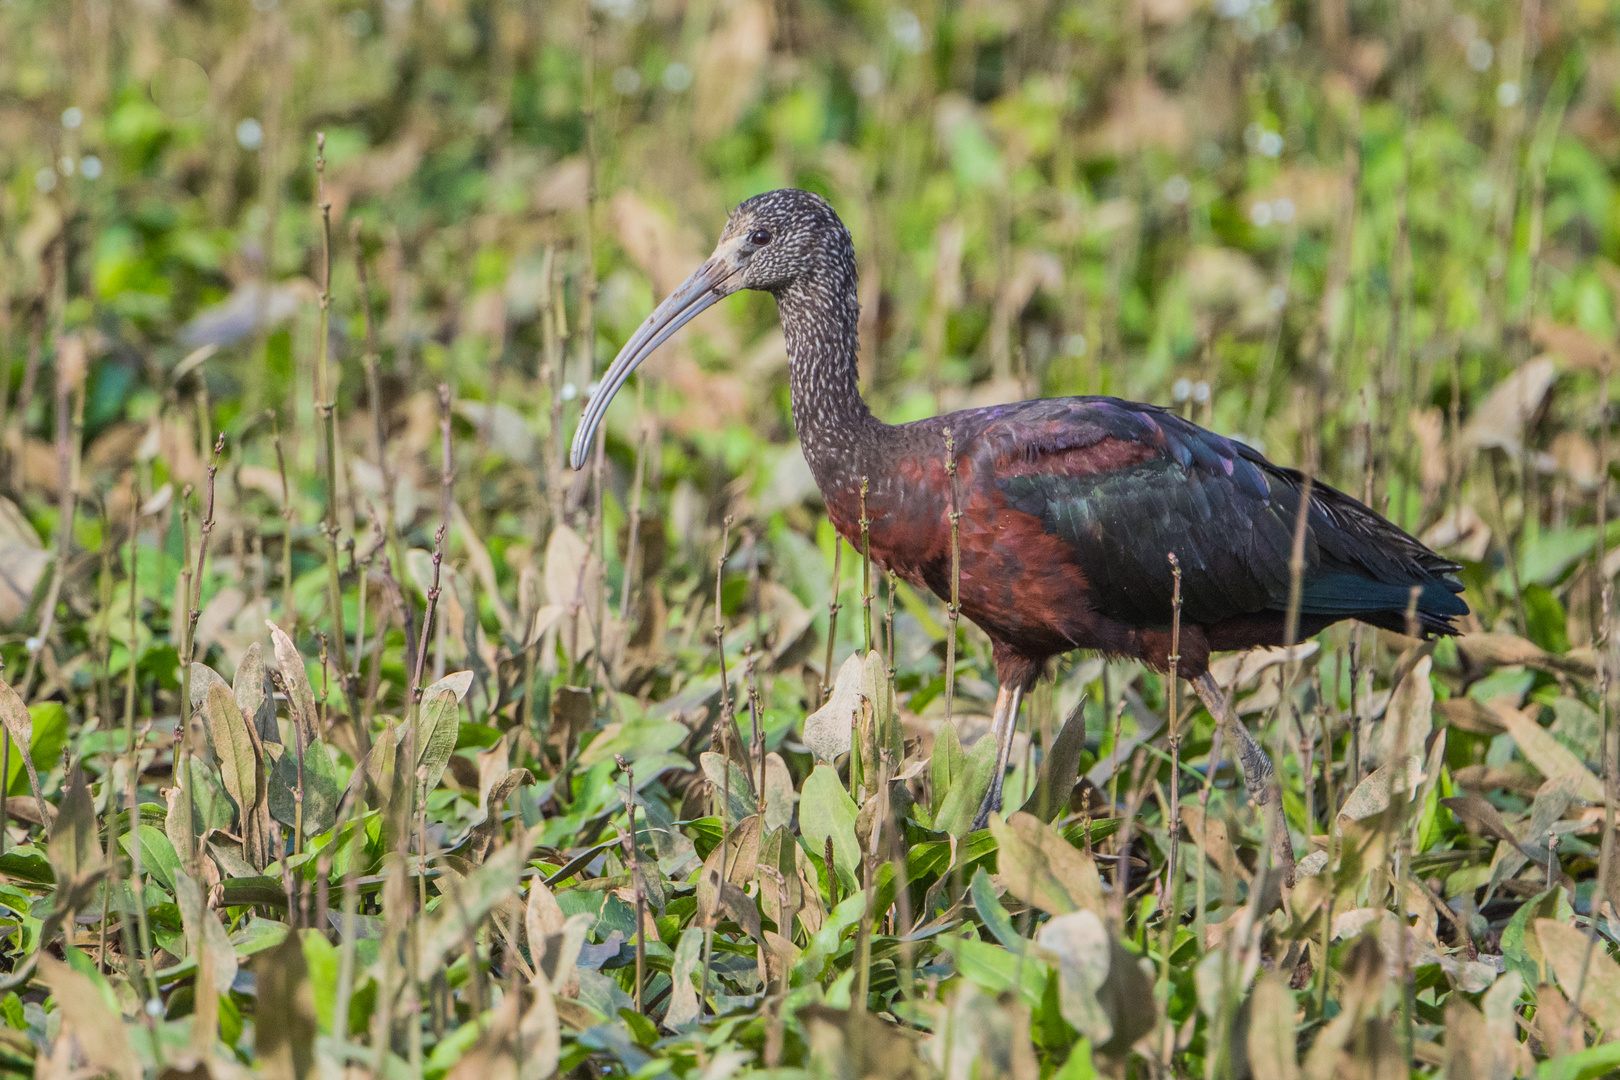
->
<box><xmin>870</xmin><ymin>396</ymin><xmax>1467</xmax><ymax>675</ymax></box>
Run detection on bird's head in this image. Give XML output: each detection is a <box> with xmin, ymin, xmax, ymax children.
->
<box><xmin>570</xmin><ymin>188</ymin><xmax>851</xmax><ymax>469</ymax></box>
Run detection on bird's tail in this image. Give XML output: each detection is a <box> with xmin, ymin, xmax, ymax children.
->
<box><xmin>1298</xmin><ymin>572</ymin><xmax>1468</xmax><ymax>636</ymax></box>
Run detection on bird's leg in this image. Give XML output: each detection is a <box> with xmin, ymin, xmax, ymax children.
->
<box><xmin>1192</xmin><ymin>673</ymin><xmax>1297</xmax><ymax>887</ymax></box>
<box><xmin>972</xmin><ymin>683</ymin><xmax>1025</xmax><ymax>831</ymax></box>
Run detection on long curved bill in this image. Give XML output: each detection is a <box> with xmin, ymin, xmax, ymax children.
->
<box><xmin>569</xmin><ymin>239</ymin><xmax>745</xmax><ymax>470</ymax></box>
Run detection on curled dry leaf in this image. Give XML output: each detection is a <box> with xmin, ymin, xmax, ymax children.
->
<box><xmin>989</xmin><ymin>811</ymin><xmax>1105</xmax><ymax>917</ymax></box>
<box><xmin>255</xmin><ymin>929</ymin><xmax>317</xmax><ymax>1080</ymax></box>
<box><xmin>803</xmin><ymin>651</ymin><xmax>864</xmax><ymax>764</ymax></box>
<box><xmin>37</xmin><ymin>956</ymin><xmax>140</xmax><ymax>1080</ymax></box>
<box><xmin>0</xmin><ymin>495</ymin><xmax>48</xmax><ymax>627</ymax></box>
<box><xmin>1462</xmin><ymin>357</ymin><xmax>1556</xmax><ymax>456</ymax></box>
<box><xmin>267</xmin><ymin>620</ymin><xmax>319</xmax><ymax>747</ymax></box>
<box><xmin>1494</xmin><ymin>706</ymin><xmax>1605</xmax><ymax>803</ymax></box>
<box><xmin>0</xmin><ymin>675</ymin><xmax>45</xmax><ymax>830</ymax></box>
<box><xmin>1535</xmin><ymin>918</ymin><xmax>1620</xmax><ymax>1038</ymax></box>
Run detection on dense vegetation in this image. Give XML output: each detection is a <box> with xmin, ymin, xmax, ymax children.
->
<box><xmin>0</xmin><ymin>0</ymin><xmax>1618</xmax><ymax>1076</ymax></box>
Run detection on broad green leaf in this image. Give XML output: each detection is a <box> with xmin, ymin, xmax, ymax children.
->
<box><xmin>940</xmin><ymin>933</ymin><xmax>1048</xmax><ymax>1009</ymax></box>
<box><xmin>415</xmin><ymin>671</ymin><xmax>472</xmax><ymax>793</ymax></box>
<box><xmin>970</xmin><ymin>867</ymin><xmax>1022</xmax><ymax>950</ymax></box>
<box><xmin>47</xmin><ymin>764</ymin><xmax>100</xmax><ymax>883</ymax></box>
<box><xmin>118</xmin><ymin>825</ymin><xmax>179</xmax><ymax>893</ymax></box>
<box><xmin>1020</xmin><ymin>702</ymin><xmax>1086</xmax><ymax>822</ymax></box>
<box><xmin>989</xmin><ymin>811</ymin><xmax>1105</xmax><ymax>917</ymax></box>
<box><xmin>700</xmin><ymin>751</ymin><xmax>757</xmax><ymax>829</ymax></box>
<box><xmin>930</xmin><ymin>720</ymin><xmax>966</xmax><ymax>818</ymax></box>
<box><xmin>798</xmin><ymin>764</ymin><xmax>860</xmax><ymax>890</ymax></box>
<box><xmin>268</xmin><ymin>741</ymin><xmax>343</xmax><ymax>838</ymax></box>
<box><xmin>206</xmin><ymin>683</ymin><xmax>259</xmax><ymax>817</ymax></box>
<box><xmin>663</xmin><ymin>926</ymin><xmax>705</xmax><ymax>1029</ymax></box>
<box><xmin>933</xmin><ymin>732</ymin><xmax>998</xmax><ymax>838</ymax></box>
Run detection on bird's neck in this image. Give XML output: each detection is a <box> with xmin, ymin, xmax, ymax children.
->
<box><xmin>777</xmin><ymin>270</ymin><xmax>884</xmax><ymax>497</ymax></box>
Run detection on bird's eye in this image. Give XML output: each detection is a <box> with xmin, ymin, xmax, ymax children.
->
<box><xmin>749</xmin><ymin>228</ymin><xmax>773</xmax><ymax>247</ymax></box>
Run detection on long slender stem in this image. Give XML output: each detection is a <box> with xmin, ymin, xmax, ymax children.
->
<box><xmin>272</xmin><ymin>411</ymin><xmax>295</xmax><ymax>629</ymax></box>
<box><xmin>943</xmin><ymin>430</ymin><xmax>960</xmax><ymax>724</ymax></box>
<box><xmin>1160</xmin><ymin>552</ymin><xmax>1183</xmax><ymax>1023</ymax></box>
<box><xmin>859</xmin><ymin>476</ymin><xmax>872</xmax><ymax>654</ymax></box>
<box><xmin>820</xmin><ymin>539</ymin><xmax>843</xmax><ymax>706</ymax></box>
<box><xmin>313</xmin><ymin>134</ymin><xmax>354</xmax><ymax>714</ymax></box>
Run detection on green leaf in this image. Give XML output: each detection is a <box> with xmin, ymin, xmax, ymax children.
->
<box><xmin>970</xmin><ymin>867</ymin><xmax>1023</xmax><ymax>950</ymax></box>
<box><xmin>415</xmin><ymin>671</ymin><xmax>472</xmax><ymax>793</ymax></box>
<box><xmin>933</xmin><ymin>732</ymin><xmax>999</xmax><ymax>838</ymax></box>
<box><xmin>268</xmin><ymin>741</ymin><xmax>343</xmax><ymax>838</ymax></box>
<box><xmin>47</xmin><ymin>764</ymin><xmax>101</xmax><ymax>883</ymax></box>
<box><xmin>118</xmin><ymin>825</ymin><xmax>180</xmax><ymax>893</ymax></box>
<box><xmin>1020</xmin><ymin>702</ymin><xmax>1086</xmax><ymax>822</ymax></box>
<box><xmin>930</xmin><ymin>720</ymin><xmax>966</xmax><ymax>818</ymax></box>
<box><xmin>940</xmin><ymin>933</ymin><xmax>1048</xmax><ymax>1009</ymax></box>
<box><xmin>798</xmin><ymin>764</ymin><xmax>860</xmax><ymax>891</ymax></box>
<box><xmin>206</xmin><ymin>683</ymin><xmax>259</xmax><ymax>818</ymax></box>
<box><xmin>1537</xmin><ymin>1041</ymin><xmax>1620</xmax><ymax>1080</ymax></box>
<box><xmin>989</xmin><ymin>812</ymin><xmax>1105</xmax><ymax>916</ymax></box>
<box><xmin>417</xmin><ymin>826</ymin><xmax>537</xmax><ymax>981</ymax></box>
<box><xmin>700</xmin><ymin>751</ymin><xmax>757</xmax><ymax>829</ymax></box>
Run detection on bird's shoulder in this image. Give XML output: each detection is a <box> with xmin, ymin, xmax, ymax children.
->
<box><xmin>912</xmin><ymin>396</ymin><xmax>1271</xmax><ymax>498</ymax></box>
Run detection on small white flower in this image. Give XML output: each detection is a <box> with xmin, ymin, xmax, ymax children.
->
<box><xmin>852</xmin><ymin>64</ymin><xmax>883</xmax><ymax>98</ymax></box>
<box><xmin>1172</xmin><ymin>378</ymin><xmax>1193</xmax><ymax>403</ymax></box>
<box><xmin>80</xmin><ymin>155</ymin><xmax>102</xmax><ymax>180</ymax></box>
<box><xmin>1163</xmin><ymin>175</ymin><xmax>1191</xmax><ymax>204</ymax></box>
<box><xmin>1249</xmin><ymin>201</ymin><xmax>1273</xmax><ymax>227</ymax></box>
<box><xmin>58</xmin><ymin>156</ymin><xmax>75</xmax><ymax>176</ymax></box>
<box><xmin>1496</xmin><ymin>81</ymin><xmax>1521</xmax><ymax>108</ymax></box>
<box><xmin>34</xmin><ymin>168</ymin><xmax>56</xmax><ymax>193</ymax></box>
<box><xmin>560</xmin><ymin>382</ymin><xmax>579</xmax><ymax>402</ymax></box>
<box><xmin>888</xmin><ymin>9</ymin><xmax>924</xmax><ymax>53</ymax></box>
<box><xmin>236</xmin><ymin>118</ymin><xmax>264</xmax><ymax>150</ymax></box>
<box><xmin>61</xmin><ymin>106</ymin><xmax>83</xmax><ymax>129</ymax></box>
<box><xmin>1267</xmin><ymin>285</ymin><xmax>1287</xmax><ymax>311</ymax></box>
<box><xmin>1191</xmin><ymin>381</ymin><xmax>1211</xmax><ymax>404</ymax></box>
<box><xmin>1467</xmin><ymin>38</ymin><xmax>1493</xmax><ymax>71</ymax></box>
<box><xmin>662</xmin><ymin>62</ymin><xmax>692</xmax><ymax>93</ymax></box>
<box><xmin>612</xmin><ymin>66</ymin><xmax>642</xmax><ymax>95</ymax></box>
<box><xmin>1271</xmin><ymin>197</ymin><xmax>1294</xmax><ymax>223</ymax></box>
<box><xmin>1065</xmin><ymin>333</ymin><xmax>1087</xmax><ymax>357</ymax></box>
<box><xmin>1258</xmin><ymin>130</ymin><xmax>1284</xmax><ymax>157</ymax></box>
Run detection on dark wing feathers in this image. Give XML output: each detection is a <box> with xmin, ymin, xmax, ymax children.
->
<box><xmin>981</xmin><ymin>397</ymin><xmax>1466</xmax><ymax>634</ymax></box>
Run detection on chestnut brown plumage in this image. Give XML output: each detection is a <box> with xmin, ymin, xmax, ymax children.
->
<box><xmin>572</xmin><ymin>189</ymin><xmax>1468</xmax><ymax>836</ymax></box>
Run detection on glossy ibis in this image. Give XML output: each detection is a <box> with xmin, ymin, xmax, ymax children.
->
<box><xmin>571</xmin><ymin>189</ymin><xmax>1469</xmax><ymax>869</ymax></box>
